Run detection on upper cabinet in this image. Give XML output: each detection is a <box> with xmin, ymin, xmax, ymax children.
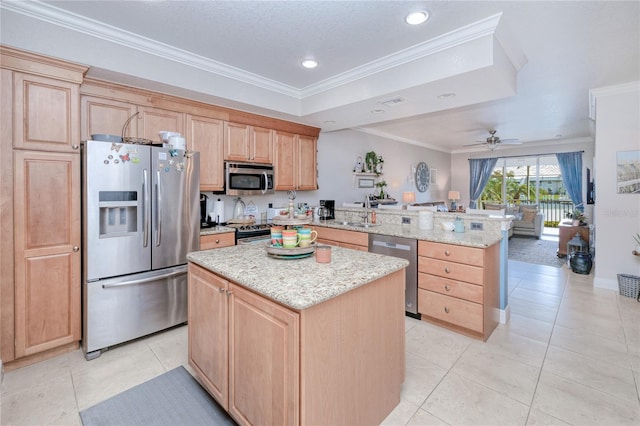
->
<box><xmin>274</xmin><ymin>131</ymin><xmax>317</xmax><ymax>191</ymax></box>
<box><xmin>223</xmin><ymin>122</ymin><xmax>273</xmax><ymax>164</ymax></box>
<box><xmin>186</xmin><ymin>114</ymin><xmax>225</xmax><ymax>192</ymax></box>
<box><xmin>13</xmin><ymin>73</ymin><xmax>81</xmax><ymax>153</ymax></box>
<box><xmin>81</xmin><ymin>96</ymin><xmax>137</xmax><ymax>141</ymax></box>
<box><xmin>137</xmin><ymin>106</ymin><xmax>184</xmax><ymax>142</ymax></box>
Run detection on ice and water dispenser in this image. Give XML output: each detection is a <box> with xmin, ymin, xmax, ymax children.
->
<box><xmin>98</xmin><ymin>191</ymin><xmax>138</xmax><ymax>237</ymax></box>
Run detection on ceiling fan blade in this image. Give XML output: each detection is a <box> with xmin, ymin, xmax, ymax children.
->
<box><xmin>500</xmin><ymin>139</ymin><xmax>522</xmax><ymax>144</ymax></box>
<box><xmin>464</xmin><ymin>142</ymin><xmax>491</xmax><ymax>147</ymax></box>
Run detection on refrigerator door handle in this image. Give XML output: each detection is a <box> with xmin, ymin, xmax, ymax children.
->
<box><xmin>101</xmin><ymin>268</ymin><xmax>186</xmax><ymax>289</ymax></box>
<box><xmin>143</xmin><ymin>169</ymin><xmax>149</xmax><ymax>247</ymax></box>
<box><xmin>156</xmin><ymin>170</ymin><xmax>162</xmax><ymax>246</ymax></box>
<box><xmin>262</xmin><ymin>171</ymin><xmax>268</xmax><ymax>194</ymax></box>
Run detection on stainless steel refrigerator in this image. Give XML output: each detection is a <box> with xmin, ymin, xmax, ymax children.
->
<box><xmin>81</xmin><ymin>140</ymin><xmax>199</xmax><ymax>360</ymax></box>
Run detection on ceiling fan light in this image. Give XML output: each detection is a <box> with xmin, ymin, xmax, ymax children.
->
<box><xmin>301</xmin><ymin>59</ymin><xmax>318</xmax><ymax>69</ymax></box>
<box><xmin>405</xmin><ymin>11</ymin><xmax>429</xmax><ymax>25</ymax></box>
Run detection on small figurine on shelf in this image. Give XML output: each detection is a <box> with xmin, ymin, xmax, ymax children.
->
<box><xmin>354</xmin><ymin>156</ymin><xmax>363</xmax><ymax>173</ymax></box>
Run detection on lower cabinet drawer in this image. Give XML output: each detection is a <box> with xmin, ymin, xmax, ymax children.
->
<box><xmin>200</xmin><ymin>232</ymin><xmax>235</xmax><ymax>250</ymax></box>
<box><xmin>418</xmin><ymin>256</ymin><xmax>483</xmax><ymax>285</ymax></box>
<box><xmin>418</xmin><ymin>289</ymin><xmax>483</xmax><ymax>333</ymax></box>
<box><xmin>418</xmin><ymin>273</ymin><xmax>483</xmax><ymax>304</ymax></box>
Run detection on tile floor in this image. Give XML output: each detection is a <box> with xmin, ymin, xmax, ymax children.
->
<box><xmin>1</xmin><ymin>260</ymin><xmax>639</xmax><ymax>425</ymax></box>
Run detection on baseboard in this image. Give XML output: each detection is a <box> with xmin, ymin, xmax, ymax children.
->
<box><xmin>594</xmin><ymin>276</ymin><xmax>619</xmax><ymax>291</ymax></box>
<box><xmin>1</xmin><ymin>359</ymin><xmax>3</xmax><ymax>385</ymax></box>
<box><xmin>500</xmin><ymin>306</ymin><xmax>510</xmax><ymax>324</ymax></box>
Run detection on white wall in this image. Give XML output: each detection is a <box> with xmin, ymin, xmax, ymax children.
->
<box><xmin>590</xmin><ymin>82</ymin><xmax>640</xmax><ymax>290</ymax></box>
<box><xmin>202</xmin><ymin>129</ymin><xmax>451</xmax><ymax>219</ymax></box>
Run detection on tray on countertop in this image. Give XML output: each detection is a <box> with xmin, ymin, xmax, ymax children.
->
<box><xmin>265</xmin><ymin>242</ymin><xmax>316</xmax><ymax>258</ymax></box>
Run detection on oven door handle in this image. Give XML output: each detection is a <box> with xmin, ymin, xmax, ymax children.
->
<box><xmin>261</xmin><ymin>171</ymin><xmax>268</xmax><ymax>194</ymax></box>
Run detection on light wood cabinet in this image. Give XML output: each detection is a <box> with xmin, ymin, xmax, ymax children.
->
<box><xmin>224</xmin><ymin>122</ymin><xmax>273</xmax><ymax>164</ymax></box>
<box><xmin>137</xmin><ymin>105</ymin><xmax>184</xmax><ymax>142</ymax></box>
<box><xmin>13</xmin><ymin>150</ymin><xmax>81</xmax><ymax>357</ymax></box>
<box><xmin>199</xmin><ymin>232</ymin><xmax>235</xmax><ymax>250</ymax></box>
<box><xmin>188</xmin><ymin>261</ymin><xmax>405</xmax><ymax>426</ymax></box>
<box><xmin>186</xmin><ymin>115</ymin><xmax>225</xmax><ymax>191</ymax></box>
<box><xmin>81</xmin><ymin>96</ymin><xmax>137</xmax><ymax>141</ymax></box>
<box><xmin>1</xmin><ymin>47</ymin><xmax>86</xmax><ymax>366</ymax></box>
<box><xmin>13</xmin><ymin>73</ymin><xmax>81</xmax><ymax>153</ymax></box>
<box><xmin>314</xmin><ymin>226</ymin><xmax>368</xmax><ymax>251</ymax></box>
<box><xmin>188</xmin><ymin>264</ymin><xmax>299</xmax><ymax>425</ymax></box>
<box><xmin>417</xmin><ymin>241</ymin><xmax>499</xmax><ymax>341</ymax></box>
<box><xmin>274</xmin><ymin>131</ymin><xmax>317</xmax><ymax>191</ymax></box>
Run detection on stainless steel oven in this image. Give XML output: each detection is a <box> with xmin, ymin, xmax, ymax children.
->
<box><xmin>225</xmin><ymin>162</ymin><xmax>274</xmax><ymax>196</ymax></box>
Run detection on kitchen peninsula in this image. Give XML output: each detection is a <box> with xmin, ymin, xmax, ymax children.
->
<box><xmin>187</xmin><ymin>244</ymin><xmax>409</xmax><ymax>426</ymax></box>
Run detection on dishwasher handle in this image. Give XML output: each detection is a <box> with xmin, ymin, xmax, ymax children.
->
<box><xmin>371</xmin><ymin>240</ymin><xmax>412</xmax><ymax>251</ymax></box>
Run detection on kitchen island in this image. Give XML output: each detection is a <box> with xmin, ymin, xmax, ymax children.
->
<box><xmin>187</xmin><ymin>244</ymin><xmax>409</xmax><ymax>426</ymax></box>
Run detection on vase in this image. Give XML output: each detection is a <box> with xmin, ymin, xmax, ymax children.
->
<box><xmin>570</xmin><ymin>251</ymin><xmax>593</xmax><ymax>275</ymax></box>
<box><xmin>572</xmin><ymin>219</ymin><xmax>580</xmax><ymax>226</ymax></box>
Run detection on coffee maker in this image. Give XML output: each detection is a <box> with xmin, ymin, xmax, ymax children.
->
<box><xmin>319</xmin><ymin>200</ymin><xmax>335</xmax><ymax>220</ymax></box>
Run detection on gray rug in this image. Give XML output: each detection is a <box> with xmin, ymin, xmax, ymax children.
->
<box><xmin>508</xmin><ymin>236</ymin><xmax>566</xmax><ymax>268</ymax></box>
<box><xmin>80</xmin><ymin>366</ymin><xmax>236</xmax><ymax>426</ymax></box>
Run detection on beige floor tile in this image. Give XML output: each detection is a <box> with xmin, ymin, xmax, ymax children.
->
<box><xmin>0</xmin><ymin>352</ymin><xmax>71</xmax><ymax>396</ymax></box>
<box><xmin>501</xmin><ymin>313</ymin><xmax>554</xmax><ymax>343</ymax></box>
<box><xmin>555</xmin><ymin>306</ymin><xmax>626</xmax><ymax>342</ymax></box>
<box><xmin>0</xmin><ymin>371</ymin><xmax>80</xmax><ymax>426</ymax></box>
<box><xmin>543</xmin><ymin>345</ymin><xmax>638</xmax><ymax>403</ymax></box>
<box><xmin>70</xmin><ymin>339</ymin><xmax>167</xmax><ymax>411</ymax></box>
<box><xmin>406</xmin><ymin>408</ymin><xmax>450</xmax><ymax>426</ymax></box>
<box><xmin>451</xmin><ymin>342</ymin><xmax>541</xmax><ymax>405</ymax></box>
<box><xmin>422</xmin><ymin>372</ymin><xmax>529</xmax><ymax>425</ymax></box>
<box><xmin>516</xmin><ymin>278</ymin><xmax>566</xmax><ymax>296</ymax></box>
<box><xmin>525</xmin><ymin>408</ymin><xmax>571</xmax><ymax>425</ymax></box>
<box><xmin>485</xmin><ymin>326</ymin><xmax>548</xmax><ymax>368</ymax></box>
<box><xmin>405</xmin><ymin>321</ymin><xmax>472</xmax><ymax>370</ymax></box>
<box><xmin>532</xmin><ymin>370</ymin><xmax>640</xmax><ymax>425</ymax></box>
<box><xmin>507</xmin><ymin>297</ymin><xmax>559</xmax><ymax>324</ymax></box>
<box><xmin>381</xmin><ymin>399</ymin><xmax>421</xmax><ymax>426</ymax></box>
<box><xmin>146</xmin><ymin>324</ymin><xmax>189</xmax><ymax>371</ymax></box>
<box><xmin>510</xmin><ymin>287</ymin><xmax>562</xmax><ymax>308</ymax></box>
<box><xmin>550</xmin><ymin>324</ymin><xmax>632</xmax><ymax>370</ymax></box>
<box><xmin>401</xmin><ymin>351</ymin><xmax>448</xmax><ymax>407</ymax></box>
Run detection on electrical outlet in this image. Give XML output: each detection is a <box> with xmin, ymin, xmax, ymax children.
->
<box><xmin>402</xmin><ymin>217</ymin><xmax>411</xmax><ymax>224</ymax></box>
<box><xmin>470</xmin><ymin>222</ymin><xmax>483</xmax><ymax>230</ymax></box>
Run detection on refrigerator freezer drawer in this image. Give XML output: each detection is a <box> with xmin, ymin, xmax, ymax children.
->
<box><xmin>83</xmin><ymin>266</ymin><xmax>187</xmax><ymax>358</ymax></box>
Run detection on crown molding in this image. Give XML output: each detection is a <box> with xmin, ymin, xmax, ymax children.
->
<box><xmin>352</xmin><ymin>127</ymin><xmax>452</xmax><ymax>153</ymax></box>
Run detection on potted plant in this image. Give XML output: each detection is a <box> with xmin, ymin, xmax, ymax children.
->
<box><xmin>365</xmin><ymin>151</ymin><xmax>378</xmax><ymax>174</ymax></box>
<box><xmin>375</xmin><ymin>180</ymin><xmax>387</xmax><ymax>198</ymax></box>
<box><xmin>566</xmin><ymin>209</ymin><xmax>587</xmax><ymax>226</ymax></box>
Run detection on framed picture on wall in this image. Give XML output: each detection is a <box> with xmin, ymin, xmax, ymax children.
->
<box><xmin>430</xmin><ymin>168</ymin><xmax>437</xmax><ymax>184</ymax></box>
<box><xmin>616</xmin><ymin>150</ymin><xmax>640</xmax><ymax>194</ymax></box>
<box><xmin>357</xmin><ymin>177</ymin><xmax>375</xmax><ymax>188</ymax></box>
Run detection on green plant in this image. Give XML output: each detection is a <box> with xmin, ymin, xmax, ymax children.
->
<box><xmin>375</xmin><ymin>180</ymin><xmax>387</xmax><ymax>197</ymax></box>
<box><xmin>566</xmin><ymin>209</ymin><xmax>586</xmax><ymax>222</ymax></box>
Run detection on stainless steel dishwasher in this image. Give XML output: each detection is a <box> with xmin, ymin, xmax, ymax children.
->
<box><xmin>368</xmin><ymin>234</ymin><xmax>419</xmax><ymax>318</ymax></box>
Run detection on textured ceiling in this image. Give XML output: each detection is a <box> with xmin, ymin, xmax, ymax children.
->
<box><xmin>2</xmin><ymin>1</ymin><xmax>638</xmax><ymax>152</ymax></box>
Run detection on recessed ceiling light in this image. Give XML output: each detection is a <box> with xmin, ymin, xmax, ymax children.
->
<box><xmin>405</xmin><ymin>11</ymin><xmax>429</xmax><ymax>25</ymax></box>
<box><xmin>301</xmin><ymin>59</ymin><xmax>318</xmax><ymax>69</ymax></box>
<box><xmin>324</xmin><ymin>120</ymin><xmax>336</xmax><ymax>124</ymax></box>
<box><xmin>370</xmin><ymin>109</ymin><xmax>385</xmax><ymax>114</ymax></box>
<box><xmin>437</xmin><ymin>93</ymin><xmax>456</xmax><ymax>99</ymax></box>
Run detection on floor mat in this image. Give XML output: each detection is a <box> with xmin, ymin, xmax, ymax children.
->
<box><xmin>508</xmin><ymin>236</ymin><xmax>566</xmax><ymax>268</ymax></box>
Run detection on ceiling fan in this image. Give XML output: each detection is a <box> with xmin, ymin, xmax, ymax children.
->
<box><xmin>465</xmin><ymin>130</ymin><xmax>521</xmax><ymax>151</ymax></box>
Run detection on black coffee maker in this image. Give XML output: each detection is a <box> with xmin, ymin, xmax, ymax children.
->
<box><xmin>200</xmin><ymin>194</ymin><xmax>210</xmax><ymax>227</ymax></box>
<box><xmin>319</xmin><ymin>200</ymin><xmax>335</xmax><ymax>220</ymax></box>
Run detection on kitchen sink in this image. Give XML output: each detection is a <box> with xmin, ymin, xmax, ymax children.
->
<box><xmin>336</xmin><ymin>221</ymin><xmax>379</xmax><ymax>228</ymax></box>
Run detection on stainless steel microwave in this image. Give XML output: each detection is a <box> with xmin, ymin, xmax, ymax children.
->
<box><xmin>225</xmin><ymin>162</ymin><xmax>274</xmax><ymax>196</ymax></box>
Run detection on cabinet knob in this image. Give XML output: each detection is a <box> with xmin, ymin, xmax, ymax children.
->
<box><xmin>444</xmin><ymin>250</ymin><xmax>451</xmax><ymax>256</ymax></box>
<box><xmin>444</xmin><ymin>285</ymin><xmax>450</xmax><ymax>291</ymax></box>
<box><xmin>72</xmin><ymin>144</ymin><xmax>79</xmax><ymax>150</ymax></box>
<box><xmin>215</xmin><ymin>239</ymin><xmax>220</xmax><ymax>244</ymax></box>
<box><xmin>444</xmin><ymin>307</ymin><xmax>450</xmax><ymax>314</ymax></box>
<box><xmin>444</xmin><ymin>267</ymin><xmax>450</xmax><ymax>273</ymax></box>
<box><xmin>218</xmin><ymin>287</ymin><xmax>226</xmax><ymax>293</ymax></box>
<box><xmin>73</xmin><ymin>246</ymin><xmax>79</xmax><ymax>252</ymax></box>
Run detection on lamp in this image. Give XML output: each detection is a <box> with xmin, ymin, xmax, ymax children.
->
<box><xmin>402</xmin><ymin>191</ymin><xmax>416</xmax><ymax>206</ymax></box>
<box><xmin>448</xmin><ymin>191</ymin><xmax>460</xmax><ymax>211</ymax></box>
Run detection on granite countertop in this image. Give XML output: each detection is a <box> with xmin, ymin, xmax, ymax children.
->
<box><xmin>187</xmin><ymin>244</ymin><xmax>409</xmax><ymax>310</ymax></box>
<box><xmin>315</xmin><ymin>220</ymin><xmax>502</xmax><ymax>248</ymax></box>
<box><xmin>199</xmin><ymin>226</ymin><xmax>235</xmax><ymax>236</ymax></box>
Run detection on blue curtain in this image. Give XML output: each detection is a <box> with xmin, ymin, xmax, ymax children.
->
<box><xmin>468</xmin><ymin>158</ymin><xmax>498</xmax><ymax>208</ymax></box>
<box><xmin>556</xmin><ymin>152</ymin><xmax>584</xmax><ymax>211</ymax></box>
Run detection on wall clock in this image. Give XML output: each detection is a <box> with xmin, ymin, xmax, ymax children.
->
<box><xmin>415</xmin><ymin>162</ymin><xmax>430</xmax><ymax>192</ymax></box>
